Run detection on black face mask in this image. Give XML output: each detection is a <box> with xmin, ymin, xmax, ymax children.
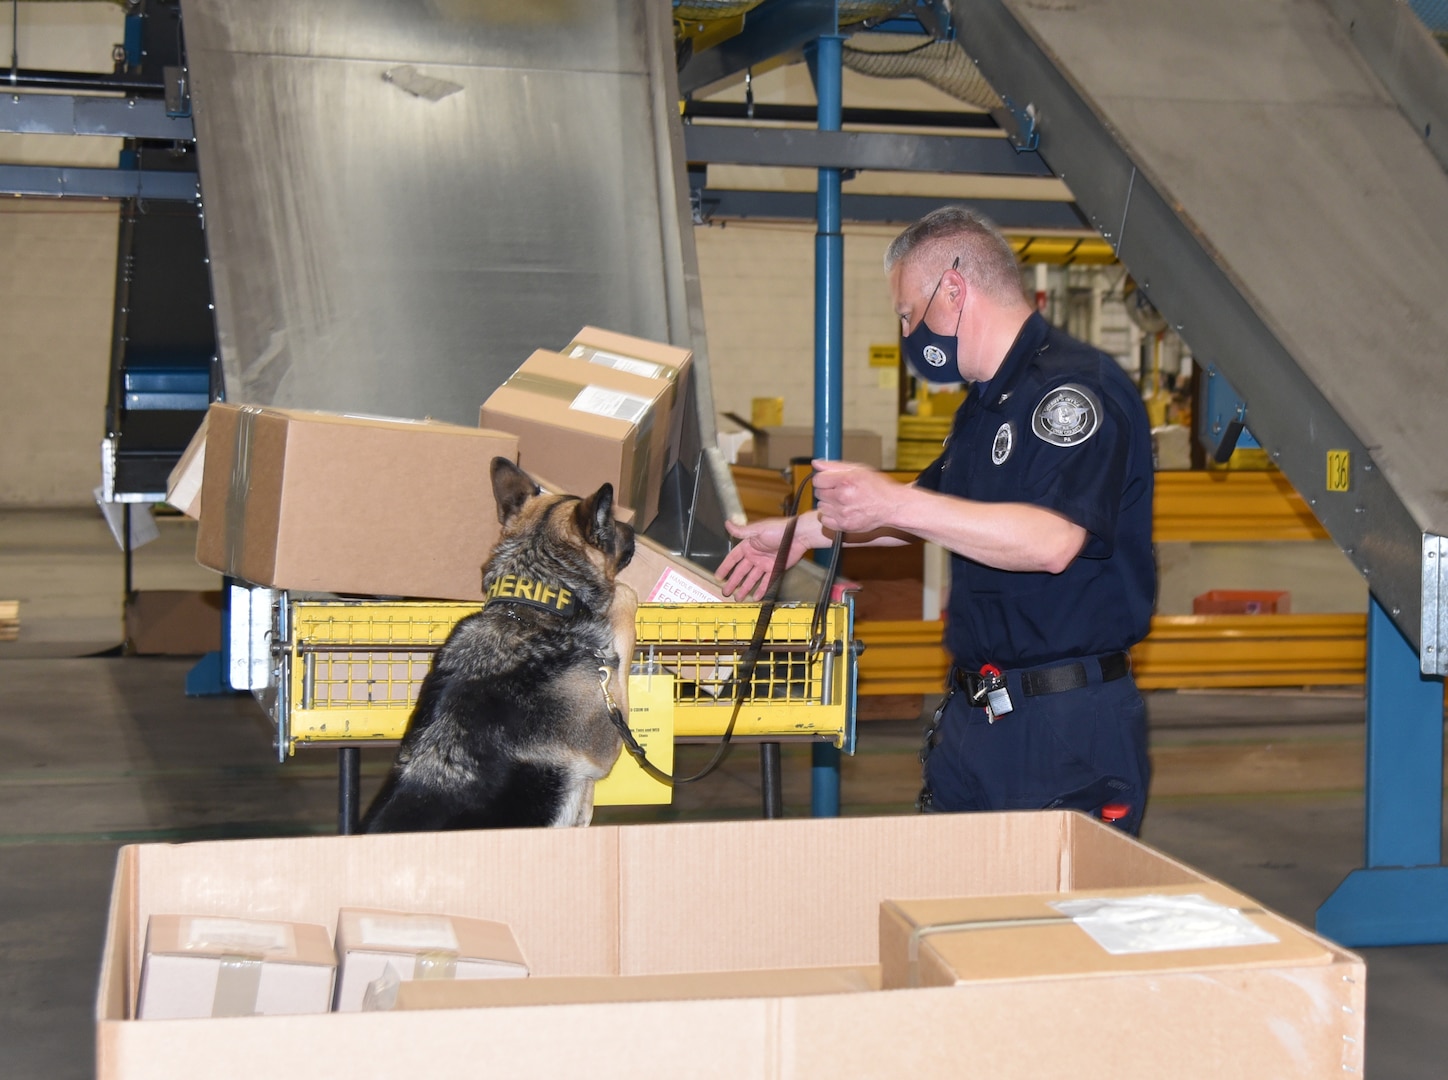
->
<box><xmin>902</xmin><ymin>257</ymin><xmax>964</xmax><ymax>384</ymax></box>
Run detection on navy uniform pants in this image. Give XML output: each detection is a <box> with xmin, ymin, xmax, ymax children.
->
<box><xmin>922</xmin><ymin>663</ymin><xmax>1151</xmax><ymax>835</ymax></box>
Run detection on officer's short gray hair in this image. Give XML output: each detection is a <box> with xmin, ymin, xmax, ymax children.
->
<box><xmin>884</xmin><ymin>206</ymin><xmax>1022</xmax><ymax>302</ymax></box>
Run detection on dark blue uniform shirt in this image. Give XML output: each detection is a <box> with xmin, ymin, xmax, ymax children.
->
<box><xmin>916</xmin><ymin>312</ymin><xmax>1155</xmax><ymax>670</ymax></box>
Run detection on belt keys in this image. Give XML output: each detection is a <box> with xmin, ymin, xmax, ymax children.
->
<box><xmin>975</xmin><ymin>663</ymin><xmax>1014</xmax><ymax>723</ymax></box>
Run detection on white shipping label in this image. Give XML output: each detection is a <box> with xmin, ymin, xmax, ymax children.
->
<box><xmin>1049</xmin><ymin>894</ymin><xmax>1279</xmax><ymax>955</ymax></box>
<box><xmin>183</xmin><ymin>917</ymin><xmax>296</xmax><ymax>956</ymax></box>
<box><xmin>357</xmin><ymin>915</ymin><xmax>459</xmax><ymax>952</ymax></box>
<box><xmin>647</xmin><ymin>567</ymin><xmax>722</xmax><ymax>604</ymax></box>
<box><xmin>570</xmin><ymin>346</ymin><xmax>665</xmax><ymax>380</ymax></box>
<box><xmin>569</xmin><ymin>386</ymin><xmax>652</xmax><ymax>425</ymax></box>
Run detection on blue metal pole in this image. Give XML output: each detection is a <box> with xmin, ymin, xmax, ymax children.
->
<box><xmin>810</xmin><ymin>32</ymin><xmax>845</xmax><ymax>818</ymax></box>
<box><xmin>1316</xmin><ymin>594</ymin><xmax>1448</xmax><ymax>945</ymax></box>
<box><xmin>1363</xmin><ymin>595</ymin><xmax>1443</xmax><ymax>868</ymax></box>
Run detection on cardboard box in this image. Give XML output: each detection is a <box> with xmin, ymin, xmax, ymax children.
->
<box><xmin>388</xmin><ymin>964</ymin><xmax>878</xmax><ymax>1011</ymax></box>
<box><xmin>136</xmin><ymin>915</ymin><xmax>335</xmax><ymax>1020</ymax></box>
<box><xmin>124</xmin><ymin>590</ymin><xmax>223</xmax><ymax>656</ymax></box>
<box><xmin>880</xmin><ymin>882</ymin><xmax>1335</xmax><ymax>991</ymax></box>
<box><xmin>746</xmin><ymin>426</ymin><xmax>883</xmax><ymax>470</ymax></box>
<box><xmin>620</xmin><ymin>534</ymin><xmax>725</xmax><ymax>604</ymax></box>
<box><xmin>333</xmin><ymin>908</ymin><xmax>528</xmax><ymax>1012</ymax></box>
<box><xmin>195</xmin><ymin>403</ymin><xmax>519</xmax><ymax>601</ymax></box>
<box><xmin>96</xmin><ymin>814</ymin><xmax>1364</xmax><ymax>1077</ymax></box>
<box><xmin>480</xmin><ymin>350</ymin><xmax>675</xmax><ymax>528</ymax></box>
<box><xmin>165</xmin><ymin>414</ymin><xmax>207</xmax><ymax>520</ymax></box>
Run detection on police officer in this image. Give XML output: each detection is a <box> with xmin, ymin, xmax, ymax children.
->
<box><xmin>717</xmin><ymin>207</ymin><xmax>1156</xmax><ymax>834</ymax></box>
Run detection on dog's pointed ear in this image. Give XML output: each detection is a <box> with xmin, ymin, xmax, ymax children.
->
<box><xmin>491</xmin><ymin>457</ymin><xmax>542</xmax><ymax>525</ymax></box>
<box><xmin>576</xmin><ymin>482</ymin><xmax>617</xmax><ymax>548</ymax></box>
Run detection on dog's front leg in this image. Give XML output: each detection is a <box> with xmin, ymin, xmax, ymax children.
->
<box><xmin>573</xmin><ymin>781</ymin><xmax>596</xmax><ymax>827</ymax></box>
<box><xmin>609</xmin><ymin>583</ymin><xmax>639</xmax><ymax>717</ymax></box>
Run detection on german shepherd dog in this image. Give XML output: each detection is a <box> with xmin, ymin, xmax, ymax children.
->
<box><xmin>360</xmin><ymin>458</ymin><xmax>637</xmax><ymax>832</ymax></box>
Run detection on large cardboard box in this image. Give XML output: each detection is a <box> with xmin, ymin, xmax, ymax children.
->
<box><xmin>96</xmin><ymin>814</ymin><xmax>1364</xmax><ymax>1078</ymax></box>
<box><xmin>480</xmin><ymin>350</ymin><xmax>675</xmax><ymax>528</ymax></box>
<box><xmin>620</xmin><ymin>534</ymin><xmax>725</xmax><ymax>604</ymax></box>
<box><xmin>195</xmin><ymin>403</ymin><xmax>519</xmax><ymax>601</ymax></box>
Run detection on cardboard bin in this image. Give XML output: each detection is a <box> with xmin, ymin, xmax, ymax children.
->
<box><xmin>136</xmin><ymin>915</ymin><xmax>335</xmax><ymax>1020</ymax></box>
<box><xmin>96</xmin><ymin>813</ymin><xmax>1363</xmax><ymax>1078</ymax></box>
<box><xmin>195</xmin><ymin>403</ymin><xmax>519</xmax><ymax>601</ymax></box>
<box><xmin>480</xmin><ymin>350</ymin><xmax>675</xmax><ymax>529</ymax></box>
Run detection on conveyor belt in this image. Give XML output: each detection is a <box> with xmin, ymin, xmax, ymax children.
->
<box><xmin>179</xmin><ymin>0</ymin><xmax>737</xmax><ymax>555</ymax></box>
<box><xmin>953</xmin><ymin>0</ymin><xmax>1448</xmax><ymax>669</ymax></box>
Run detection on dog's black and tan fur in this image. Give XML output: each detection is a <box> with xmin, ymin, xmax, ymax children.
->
<box><xmin>360</xmin><ymin>458</ymin><xmax>637</xmax><ymax>832</ymax></box>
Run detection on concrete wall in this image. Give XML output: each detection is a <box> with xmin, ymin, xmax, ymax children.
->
<box><xmin>0</xmin><ymin>4</ymin><xmax>124</xmax><ymax>507</ymax></box>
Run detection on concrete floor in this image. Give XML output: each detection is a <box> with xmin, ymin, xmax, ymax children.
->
<box><xmin>2</xmin><ymin>509</ymin><xmax>1446</xmax><ymax>1078</ymax></box>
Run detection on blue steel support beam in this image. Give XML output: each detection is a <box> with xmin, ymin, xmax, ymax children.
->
<box><xmin>0</xmin><ymin>164</ymin><xmax>198</xmax><ymax>201</ymax></box>
<box><xmin>693</xmin><ymin>188</ymin><xmax>1086</xmax><ymax>231</ymax></box>
<box><xmin>1316</xmin><ymin>595</ymin><xmax>1448</xmax><ymax>946</ymax></box>
<box><xmin>810</xmin><ymin>32</ymin><xmax>845</xmax><ymax>819</ymax></box>
<box><xmin>0</xmin><ymin>93</ymin><xmax>194</xmax><ymax>140</ymax></box>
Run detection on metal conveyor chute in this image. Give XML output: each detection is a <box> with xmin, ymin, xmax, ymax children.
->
<box><xmin>180</xmin><ymin>0</ymin><xmax>735</xmax><ymax>558</ymax></box>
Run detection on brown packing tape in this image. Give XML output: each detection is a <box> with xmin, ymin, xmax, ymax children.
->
<box><xmin>414</xmin><ymin>950</ymin><xmax>459</xmax><ymax>981</ymax></box>
<box><xmin>211</xmin><ymin>954</ymin><xmax>264</xmax><ymax>1018</ymax></box>
<box><xmin>505</xmin><ymin>370</ymin><xmax>587</xmax><ymax>403</ymax></box>
<box><xmin>568</xmin><ymin>344</ymin><xmax>680</xmax><ymax>384</ymax></box>
<box><xmin>224</xmin><ymin>406</ymin><xmax>263</xmax><ymax>575</ymax></box>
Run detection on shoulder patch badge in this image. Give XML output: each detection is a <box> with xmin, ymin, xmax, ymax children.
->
<box><xmin>991</xmin><ymin>422</ymin><xmax>1013</xmax><ymax>465</ymax></box>
<box><xmin>1031</xmin><ymin>383</ymin><xmax>1102</xmax><ymax>447</ymax></box>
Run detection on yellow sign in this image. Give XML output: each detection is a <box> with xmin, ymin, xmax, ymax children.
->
<box><xmin>869</xmin><ymin>344</ymin><xmax>901</xmax><ymax>368</ymax></box>
<box><xmin>593</xmin><ymin>672</ymin><xmax>675</xmax><ymax>806</ymax></box>
<box><xmin>1327</xmin><ymin>450</ymin><xmax>1351</xmax><ymax>493</ymax></box>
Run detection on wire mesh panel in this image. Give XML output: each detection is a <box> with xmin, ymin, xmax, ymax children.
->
<box><xmin>280</xmin><ymin>600</ymin><xmax>852</xmax><ymax>754</ymax></box>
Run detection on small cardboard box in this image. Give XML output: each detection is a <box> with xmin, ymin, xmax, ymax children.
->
<box><xmin>124</xmin><ymin>590</ymin><xmax>223</xmax><ymax>656</ymax></box>
<box><xmin>880</xmin><ymin>882</ymin><xmax>1335</xmax><ymax>991</ymax></box>
<box><xmin>480</xmin><ymin>350</ymin><xmax>675</xmax><ymax>528</ymax></box>
<box><xmin>389</xmin><ymin>965</ymin><xmax>878</xmax><ymax>1011</ymax></box>
<box><xmin>194</xmin><ymin>403</ymin><xmax>519</xmax><ymax>601</ymax></box>
<box><xmin>333</xmin><ymin>908</ymin><xmax>528</xmax><ymax>1013</ymax></box>
<box><xmin>136</xmin><ymin>915</ymin><xmax>335</xmax><ymax>1020</ymax></box>
<box><xmin>96</xmin><ymin>814</ymin><xmax>1364</xmax><ymax>1078</ymax></box>
<box><xmin>745</xmin><ymin>426</ymin><xmax>883</xmax><ymax>470</ymax></box>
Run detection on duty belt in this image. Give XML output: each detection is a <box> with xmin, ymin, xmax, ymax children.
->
<box><xmin>952</xmin><ymin>651</ymin><xmax>1131</xmax><ymax>701</ymax></box>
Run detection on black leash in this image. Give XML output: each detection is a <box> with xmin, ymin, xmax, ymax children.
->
<box><xmin>603</xmin><ymin>469</ymin><xmax>845</xmax><ymax>786</ymax></box>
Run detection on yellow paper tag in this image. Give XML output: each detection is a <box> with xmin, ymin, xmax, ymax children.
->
<box><xmin>1327</xmin><ymin>450</ymin><xmax>1351</xmax><ymax>492</ymax></box>
<box><xmin>593</xmin><ymin>673</ymin><xmax>675</xmax><ymax>806</ymax></box>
